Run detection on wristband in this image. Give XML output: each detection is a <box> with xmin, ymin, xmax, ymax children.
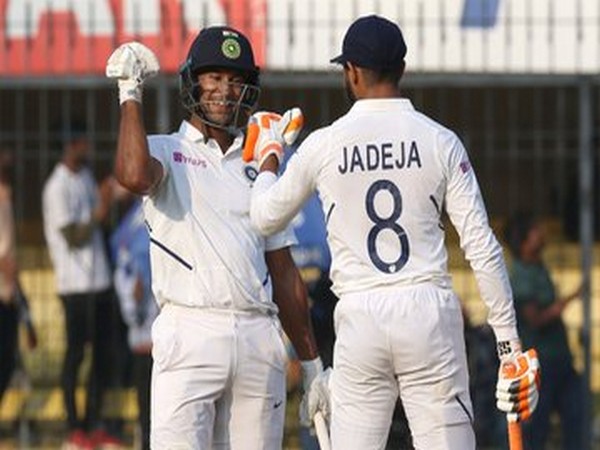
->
<box><xmin>118</xmin><ymin>79</ymin><xmax>143</xmax><ymax>104</ymax></box>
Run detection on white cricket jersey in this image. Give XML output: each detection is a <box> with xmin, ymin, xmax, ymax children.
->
<box><xmin>144</xmin><ymin>121</ymin><xmax>296</xmax><ymax>315</ymax></box>
<box><xmin>42</xmin><ymin>163</ymin><xmax>112</xmax><ymax>295</ymax></box>
<box><xmin>251</xmin><ymin>98</ymin><xmax>518</xmax><ymax>341</ymax></box>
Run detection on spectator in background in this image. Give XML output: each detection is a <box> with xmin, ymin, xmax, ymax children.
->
<box><xmin>0</xmin><ymin>148</ymin><xmax>20</xmax><ymax>404</ymax></box>
<box><xmin>462</xmin><ymin>307</ymin><xmax>505</xmax><ymax>448</ymax></box>
<box><xmin>0</xmin><ymin>148</ymin><xmax>36</xmax><ymax>406</ymax></box>
<box><xmin>504</xmin><ymin>212</ymin><xmax>584</xmax><ymax>450</ymax></box>
<box><xmin>110</xmin><ymin>193</ymin><xmax>158</xmax><ymax>450</ymax></box>
<box><xmin>42</xmin><ymin>123</ymin><xmax>123</xmax><ymax>449</ymax></box>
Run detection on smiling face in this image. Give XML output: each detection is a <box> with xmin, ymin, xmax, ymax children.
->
<box><xmin>196</xmin><ymin>69</ymin><xmax>247</xmax><ymax>129</ymax></box>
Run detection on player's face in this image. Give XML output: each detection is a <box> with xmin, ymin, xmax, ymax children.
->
<box><xmin>197</xmin><ymin>70</ymin><xmax>247</xmax><ymax>128</ymax></box>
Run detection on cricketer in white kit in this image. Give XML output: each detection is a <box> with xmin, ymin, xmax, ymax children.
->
<box><xmin>106</xmin><ymin>25</ymin><xmax>322</xmax><ymax>450</ymax></box>
<box><xmin>245</xmin><ymin>15</ymin><xmax>541</xmax><ymax>450</ymax></box>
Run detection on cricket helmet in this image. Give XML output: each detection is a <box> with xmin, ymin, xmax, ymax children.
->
<box><xmin>179</xmin><ymin>26</ymin><xmax>261</xmax><ymax>133</ymax></box>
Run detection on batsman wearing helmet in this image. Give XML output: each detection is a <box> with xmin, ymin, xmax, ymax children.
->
<box><xmin>106</xmin><ymin>27</ymin><xmax>321</xmax><ymax>449</ymax></box>
<box><xmin>245</xmin><ymin>15</ymin><xmax>541</xmax><ymax>450</ymax></box>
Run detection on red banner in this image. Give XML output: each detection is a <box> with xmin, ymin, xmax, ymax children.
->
<box><xmin>0</xmin><ymin>0</ymin><xmax>266</xmax><ymax>76</ymax></box>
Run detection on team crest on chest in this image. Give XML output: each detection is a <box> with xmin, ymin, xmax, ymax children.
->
<box><xmin>244</xmin><ymin>165</ymin><xmax>258</xmax><ymax>182</ymax></box>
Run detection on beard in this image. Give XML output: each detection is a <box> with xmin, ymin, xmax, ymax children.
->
<box><xmin>343</xmin><ymin>74</ymin><xmax>357</xmax><ymax>104</ymax></box>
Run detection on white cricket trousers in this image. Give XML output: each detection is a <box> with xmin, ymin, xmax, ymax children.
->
<box><xmin>331</xmin><ymin>283</ymin><xmax>476</xmax><ymax>450</ymax></box>
<box><xmin>150</xmin><ymin>304</ymin><xmax>288</xmax><ymax>450</ymax></box>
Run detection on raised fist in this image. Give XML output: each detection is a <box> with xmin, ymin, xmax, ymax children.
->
<box><xmin>106</xmin><ymin>42</ymin><xmax>160</xmax><ymax>104</ymax></box>
<box><xmin>242</xmin><ymin>107</ymin><xmax>304</xmax><ymax>167</ymax></box>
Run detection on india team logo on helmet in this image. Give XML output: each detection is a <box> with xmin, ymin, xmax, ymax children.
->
<box><xmin>222</xmin><ymin>38</ymin><xmax>241</xmax><ymax>60</ymax></box>
<box><xmin>179</xmin><ymin>26</ymin><xmax>261</xmax><ymax>134</ymax></box>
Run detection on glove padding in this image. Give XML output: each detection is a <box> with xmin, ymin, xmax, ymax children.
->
<box><xmin>242</xmin><ymin>108</ymin><xmax>304</xmax><ymax>167</ymax></box>
<box><xmin>106</xmin><ymin>42</ymin><xmax>160</xmax><ymax>104</ymax></box>
<box><xmin>299</xmin><ymin>366</ymin><xmax>332</xmax><ymax>428</ymax></box>
<box><xmin>298</xmin><ymin>358</ymin><xmax>323</xmax><ymax>427</ymax></box>
<box><xmin>496</xmin><ymin>348</ymin><xmax>541</xmax><ymax>422</ymax></box>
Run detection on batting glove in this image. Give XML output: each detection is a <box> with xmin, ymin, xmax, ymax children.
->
<box><xmin>299</xmin><ymin>359</ymin><xmax>333</xmax><ymax>428</ymax></box>
<box><xmin>496</xmin><ymin>347</ymin><xmax>541</xmax><ymax>422</ymax></box>
<box><xmin>106</xmin><ymin>42</ymin><xmax>160</xmax><ymax>104</ymax></box>
<box><xmin>242</xmin><ymin>108</ymin><xmax>304</xmax><ymax>167</ymax></box>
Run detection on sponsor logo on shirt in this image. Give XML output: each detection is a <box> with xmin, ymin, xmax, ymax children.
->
<box><xmin>459</xmin><ymin>161</ymin><xmax>471</xmax><ymax>173</ymax></box>
<box><xmin>173</xmin><ymin>151</ymin><xmax>207</xmax><ymax>168</ymax></box>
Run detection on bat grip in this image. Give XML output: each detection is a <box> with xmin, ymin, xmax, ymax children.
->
<box><xmin>508</xmin><ymin>419</ymin><xmax>523</xmax><ymax>450</ymax></box>
<box><xmin>314</xmin><ymin>411</ymin><xmax>331</xmax><ymax>450</ymax></box>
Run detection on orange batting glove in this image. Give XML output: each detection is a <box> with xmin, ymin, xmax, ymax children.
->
<box><xmin>496</xmin><ymin>346</ymin><xmax>541</xmax><ymax>422</ymax></box>
<box><xmin>242</xmin><ymin>108</ymin><xmax>304</xmax><ymax>167</ymax></box>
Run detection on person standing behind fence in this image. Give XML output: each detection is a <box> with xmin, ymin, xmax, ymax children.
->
<box><xmin>0</xmin><ymin>148</ymin><xmax>20</xmax><ymax>403</ymax></box>
<box><xmin>42</xmin><ymin>123</ymin><xmax>124</xmax><ymax>449</ymax></box>
<box><xmin>110</xmin><ymin>196</ymin><xmax>157</xmax><ymax>450</ymax></box>
<box><xmin>0</xmin><ymin>148</ymin><xmax>36</xmax><ymax>407</ymax></box>
<box><xmin>504</xmin><ymin>212</ymin><xmax>584</xmax><ymax>450</ymax></box>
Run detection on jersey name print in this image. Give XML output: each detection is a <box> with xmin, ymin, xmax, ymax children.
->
<box><xmin>338</xmin><ymin>141</ymin><xmax>422</xmax><ymax>174</ymax></box>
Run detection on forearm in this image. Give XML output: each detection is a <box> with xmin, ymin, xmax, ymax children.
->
<box><xmin>0</xmin><ymin>256</ymin><xmax>17</xmax><ymax>297</ymax></box>
<box><xmin>251</xmin><ymin>171</ymin><xmax>311</xmax><ymax>237</ymax></box>
<box><xmin>61</xmin><ymin>222</ymin><xmax>96</xmax><ymax>248</ymax></box>
<box><xmin>115</xmin><ymin>102</ymin><xmax>161</xmax><ymax>194</ymax></box>
<box><xmin>276</xmin><ymin>277</ymin><xmax>319</xmax><ymax>361</ymax></box>
<box><xmin>457</xmin><ymin>215</ymin><xmax>518</xmax><ymax>341</ymax></box>
<box><xmin>267</xmin><ymin>248</ymin><xmax>319</xmax><ymax>361</ymax></box>
<box><xmin>470</xmin><ymin>245</ymin><xmax>519</xmax><ymax>342</ymax></box>
<box><xmin>524</xmin><ymin>300</ymin><xmax>566</xmax><ymax>329</ymax></box>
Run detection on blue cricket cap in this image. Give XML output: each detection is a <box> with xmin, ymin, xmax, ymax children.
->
<box><xmin>330</xmin><ymin>15</ymin><xmax>407</xmax><ymax>71</ymax></box>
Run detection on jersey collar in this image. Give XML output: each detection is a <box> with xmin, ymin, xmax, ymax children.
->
<box><xmin>177</xmin><ymin>121</ymin><xmax>206</xmax><ymax>144</ymax></box>
<box><xmin>177</xmin><ymin>121</ymin><xmax>245</xmax><ymax>158</ymax></box>
<box><xmin>349</xmin><ymin>97</ymin><xmax>414</xmax><ymax>113</ymax></box>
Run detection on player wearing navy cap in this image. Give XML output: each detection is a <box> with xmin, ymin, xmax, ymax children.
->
<box><xmin>245</xmin><ymin>15</ymin><xmax>541</xmax><ymax>450</ymax></box>
<box><xmin>106</xmin><ymin>26</ymin><xmax>321</xmax><ymax>449</ymax></box>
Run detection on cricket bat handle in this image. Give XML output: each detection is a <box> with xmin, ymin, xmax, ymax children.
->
<box><xmin>314</xmin><ymin>411</ymin><xmax>331</xmax><ymax>450</ymax></box>
<box><xmin>508</xmin><ymin>419</ymin><xmax>523</xmax><ymax>450</ymax></box>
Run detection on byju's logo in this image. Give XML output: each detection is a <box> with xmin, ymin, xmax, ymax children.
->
<box><xmin>461</xmin><ymin>0</ymin><xmax>500</xmax><ymax>28</ymax></box>
<box><xmin>173</xmin><ymin>151</ymin><xmax>207</xmax><ymax>168</ymax></box>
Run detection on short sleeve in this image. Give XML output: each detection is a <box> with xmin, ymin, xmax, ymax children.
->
<box><xmin>265</xmin><ymin>223</ymin><xmax>298</xmax><ymax>252</ymax></box>
<box><xmin>147</xmin><ymin>135</ymin><xmax>170</xmax><ymax>189</ymax></box>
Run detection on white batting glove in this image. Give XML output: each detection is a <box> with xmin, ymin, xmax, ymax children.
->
<box><xmin>106</xmin><ymin>42</ymin><xmax>160</xmax><ymax>104</ymax></box>
<box><xmin>299</xmin><ymin>359</ymin><xmax>332</xmax><ymax>428</ymax></box>
<box><xmin>242</xmin><ymin>108</ymin><xmax>304</xmax><ymax>167</ymax></box>
<box><xmin>496</xmin><ymin>347</ymin><xmax>541</xmax><ymax>422</ymax></box>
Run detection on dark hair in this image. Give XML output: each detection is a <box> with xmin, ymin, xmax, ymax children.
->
<box><xmin>54</xmin><ymin>119</ymin><xmax>87</xmax><ymax>148</ymax></box>
<box><xmin>361</xmin><ymin>64</ymin><xmax>404</xmax><ymax>87</ymax></box>
<box><xmin>503</xmin><ymin>212</ymin><xmax>536</xmax><ymax>258</ymax></box>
